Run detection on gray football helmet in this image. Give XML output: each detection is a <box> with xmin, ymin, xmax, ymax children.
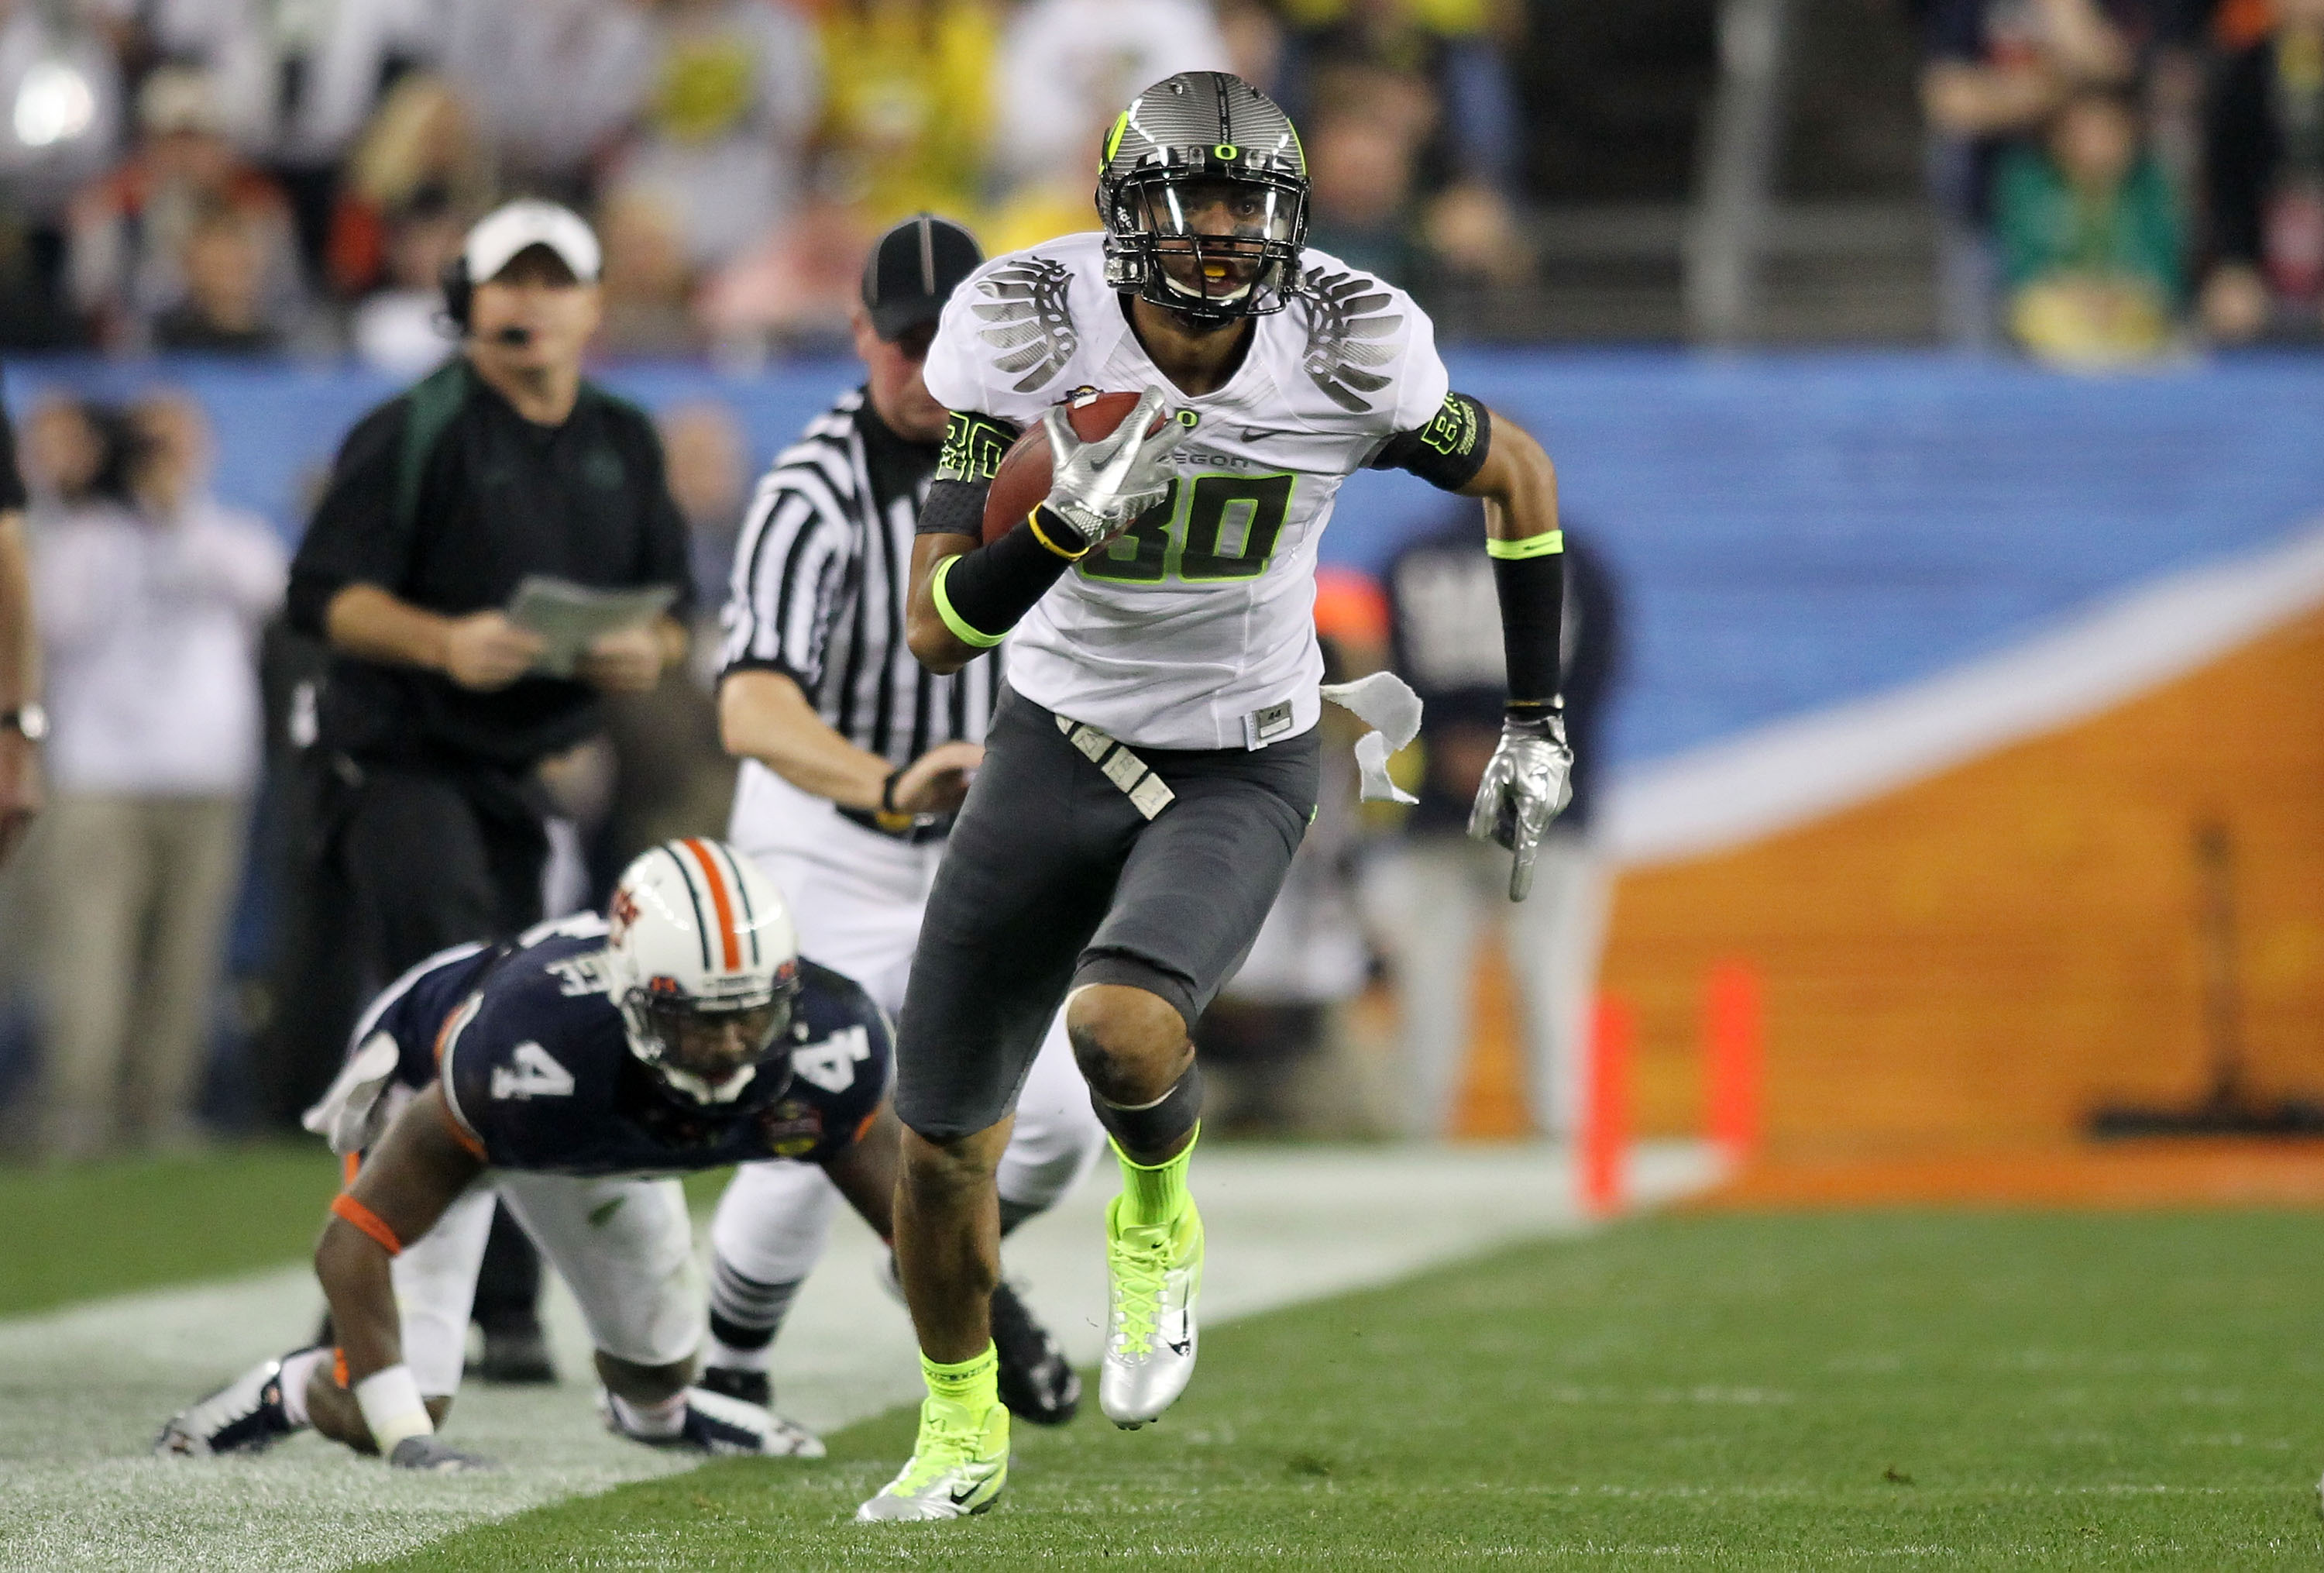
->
<box><xmin>1096</xmin><ymin>71</ymin><xmax>1308</xmax><ymax>322</ymax></box>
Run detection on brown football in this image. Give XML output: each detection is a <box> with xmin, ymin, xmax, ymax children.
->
<box><xmin>980</xmin><ymin>391</ymin><xmax>1159</xmax><ymax>546</ymax></box>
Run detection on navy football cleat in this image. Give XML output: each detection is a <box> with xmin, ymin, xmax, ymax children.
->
<box><xmin>991</xmin><ymin>1279</ymin><xmax>1080</xmax><ymax>1426</ymax></box>
<box><xmin>155</xmin><ymin>1352</ymin><xmax>304</xmax><ymax>1458</ymax></box>
<box><xmin>600</xmin><ymin>1385</ymin><xmax>824</xmax><ymax>1457</ymax></box>
<box><xmin>696</xmin><ymin>1365</ymin><xmax>773</xmax><ymax>1410</ymax></box>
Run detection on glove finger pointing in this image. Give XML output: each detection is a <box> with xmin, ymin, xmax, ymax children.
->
<box><xmin>1509</xmin><ymin>829</ymin><xmax>1541</xmax><ymax>902</ymax></box>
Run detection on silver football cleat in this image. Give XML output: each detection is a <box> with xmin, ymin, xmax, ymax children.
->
<box><xmin>1098</xmin><ymin>1197</ymin><xmax>1203</xmax><ymax>1429</ymax></box>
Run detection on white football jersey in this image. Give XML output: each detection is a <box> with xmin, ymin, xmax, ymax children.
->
<box><xmin>921</xmin><ymin>231</ymin><xmax>1451</xmax><ymax>752</ymax></box>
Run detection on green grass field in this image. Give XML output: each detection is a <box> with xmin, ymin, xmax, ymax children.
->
<box><xmin>0</xmin><ymin>1141</ymin><xmax>340</xmax><ymax>1317</ymax></box>
<box><xmin>354</xmin><ymin>1210</ymin><xmax>2324</xmax><ymax>1571</ymax></box>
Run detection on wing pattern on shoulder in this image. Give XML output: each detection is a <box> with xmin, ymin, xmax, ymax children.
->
<box><xmin>973</xmin><ymin>256</ymin><xmax>1080</xmax><ymax>394</ymax></box>
<box><xmin>1299</xmin><ymin>267</ymin><xmax>1403</xmax><ymax>413</ymax></box>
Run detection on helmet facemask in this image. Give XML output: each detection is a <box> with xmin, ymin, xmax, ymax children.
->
<box><xmin>1102</xmin><ymin>160</ymin><xmax>1308</xmax><ymax>322</ymax></box>
<box><xmin>617</xmin><ymin>967</ymin><xmax>800</xmax><ymax>1107</ymax></box>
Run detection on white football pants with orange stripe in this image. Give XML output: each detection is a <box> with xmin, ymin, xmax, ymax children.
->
<box><xmin>713</xmin><ymin>768</ymin><xmax>1105</xmax><ymax>1289</ymax></box>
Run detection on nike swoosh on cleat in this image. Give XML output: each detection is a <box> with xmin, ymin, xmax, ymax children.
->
<box><xmin>1166</xmin><ymin>1338</ymin><xmax>1191</xmax><ymax>1356</ymax></box>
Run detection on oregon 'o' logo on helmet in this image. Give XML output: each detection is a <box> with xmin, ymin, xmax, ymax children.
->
<box><xmin>1095</xmin><ymin>72</ymin><xmax>1309</xmax><ymax>322</ymax></box>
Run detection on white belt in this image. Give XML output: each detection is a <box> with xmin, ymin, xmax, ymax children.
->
<box><xmin>1055</xmin><ymin>717</ymin><xmax>1177</xmax><ymax>820</ymax></box>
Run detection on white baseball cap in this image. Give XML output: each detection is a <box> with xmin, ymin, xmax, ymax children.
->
<box><xmin>462</xmin><ymin>200</ymin><xmax>602</xmax><ymax>285</ymax></box>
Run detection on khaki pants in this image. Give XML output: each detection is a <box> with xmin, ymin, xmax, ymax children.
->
<box><xmin>36</xmin><ymin>795</ymin><xmax>247</xmax><ymax>1156</ymax></box>
<box><xmin>1366</xmin><ymin>831</ymin><xmax>1613</xmax><ymax>1140</ymax></box>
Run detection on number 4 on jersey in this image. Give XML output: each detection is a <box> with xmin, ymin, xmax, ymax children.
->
<box><xmin>792</xmin><ymin>1026</ymin><xmax>871</xmax><ymax>1094</ymax></box>
<box><xmin>492</xmin><ymin>1041</ymin><xmax>576</xmax><ymax>1100</ymax></box>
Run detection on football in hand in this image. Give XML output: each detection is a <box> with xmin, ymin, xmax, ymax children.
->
<box><xmin>980</xmin><ymin>391</ymin><xmax>1165</xmax><ymax>546</ymax></box>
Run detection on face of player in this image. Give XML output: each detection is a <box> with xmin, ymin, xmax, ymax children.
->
<box><xmin>644</xmin><ymin>996</ymin><xmax>791</xmax><ymax>1096</ymax></box>
<box><xmin>1139</xmin><ymin>178</ymin><xmax>1294</xmax><ymax>307</ymax></box>
<box><xmin>853</xmin><ymin>311</ymin><xmax>950</xmax><ymax>444</ymax></box>
<box><xmin>467</xmin><ymin>246</ymin><xmax>603</xmax><ymax>381</ymax></box>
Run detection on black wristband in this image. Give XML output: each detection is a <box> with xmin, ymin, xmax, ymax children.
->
<box><xmin>931</xmin><ymin>513</ymin><xmax>1078</xmax><ymax>647</ymax></box>
<box><xmin>1503</xmin><ymin>701</ymin><xmax>1565</xmax><ymax>740</ymax></box>
<box><xmin>1490</xmin><ymin>542</ymin><xmax>1565</xmax><ymax>707</ymax></box>
<box><xmin>880</xmin><ymin>766</ymin><xmax>904</xmax><ymax>815</ymax></box>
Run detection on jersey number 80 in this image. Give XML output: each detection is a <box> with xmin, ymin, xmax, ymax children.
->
<box><xmin>1081</xmin><ymin>473</ymin><xmax>1298</xmax><ymax>586</ymax></box>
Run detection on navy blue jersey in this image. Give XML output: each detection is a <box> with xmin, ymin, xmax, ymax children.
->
<box><xmin>359</xmin><ymin>940</ymin><xmax>503</xmax><ymax>1093</ymax></box>
<box><xmin>360</xmin><ymin>915</ymin><xmax>891</xmax><ymax>1176</ymax></box>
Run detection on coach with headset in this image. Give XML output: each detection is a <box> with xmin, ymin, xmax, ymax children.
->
<box><xmin>285</xmin><ymin>200</ymin><xmax>693</xmax><ymax>1374</ymax></box>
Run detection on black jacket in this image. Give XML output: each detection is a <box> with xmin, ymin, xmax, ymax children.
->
<box><xmin>288</xmin><ymin>359</ymin><xmax>693</xmax><ymax>773</ymax></box>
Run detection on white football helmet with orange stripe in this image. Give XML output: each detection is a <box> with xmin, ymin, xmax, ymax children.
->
<box><xmin>605</xmin><ymin>839</ymin><xmax>803</xmax><ymax>1106</ymax></box>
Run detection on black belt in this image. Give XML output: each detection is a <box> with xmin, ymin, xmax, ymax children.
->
<box><xmin>836</xmin><ymin>806</ymin><xmax>954</xmax><ymax>845</ymax></box>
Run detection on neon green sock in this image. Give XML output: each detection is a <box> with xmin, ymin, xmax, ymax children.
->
<box><xmin>921</xmin><ymin>1344</ymin><xmax>999</xmax><ymax>1413</ymax></box>
<box><xmin>1112</xmin><ymin>1126</ymin><xmax>1198</xmax><ymax>1228</ymax></box>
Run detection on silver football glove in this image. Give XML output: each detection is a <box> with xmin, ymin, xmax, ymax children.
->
<box><xmin>1040</xmin><ymin>387</ymin><xmax>1176</xmax><ymax>549</ymax></box>
<box><xmin>1466</xmin><ymin>711</ymin><xmax>1575</xmax><ymax>903</ymax></box>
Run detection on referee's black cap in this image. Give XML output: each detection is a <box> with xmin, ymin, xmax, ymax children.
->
<box><xmin>861</xmin><ymin>214</ymin><xmax>982</xmax><ymax>341</ymax></box>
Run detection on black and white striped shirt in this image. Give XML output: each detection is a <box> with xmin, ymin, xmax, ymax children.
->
<box><xmin>720</xmin><ymin>388</ymin><xmax>999</xmax><ymax>766</ymax></box>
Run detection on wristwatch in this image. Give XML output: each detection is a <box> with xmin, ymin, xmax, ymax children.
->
<box><xmin>2</xmin><ymin>703</ymin><xmax>46</xmax><ymax>742</ymax></box>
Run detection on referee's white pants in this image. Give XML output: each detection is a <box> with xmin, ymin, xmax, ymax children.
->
<box><xmin>714</xmin><ymin>767</ymin><xmax>1104</xmax><ymax>1286</ymax></box>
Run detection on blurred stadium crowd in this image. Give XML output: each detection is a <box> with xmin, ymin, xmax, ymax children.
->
<box><xmin>0</xmin><ymin>0</ymin><xmax>1533</xmax><ymax>363</ymax></box>
<box><xmin>0</xmin><ymin>0</ymin><xmax>2313</xmax><ymax>361</ymax></box>
<box><xmin>1923</xmin><ymin>0</ymin><xmax>2324</xmax><ymax>360</ymax></box>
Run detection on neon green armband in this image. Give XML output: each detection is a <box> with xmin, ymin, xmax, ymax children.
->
<box><xmin>1486</xmin><ymin>530</ymin><xmax>1563</xmax><ymax>560</ymax></box>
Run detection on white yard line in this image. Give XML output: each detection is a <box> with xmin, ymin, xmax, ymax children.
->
<box><xmin>0</xmin><ymin>1141</ymin><xmax>1717</xmax><ymax>1573</ymax></box>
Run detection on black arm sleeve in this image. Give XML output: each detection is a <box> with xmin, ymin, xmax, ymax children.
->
<box><xmin>1370</xmin><ymin>392</ymin><xmax>1492</xmax><ymax>493</ymax></box>
<box><xmin>935</xmin><ymin>511</ymin><xmax>1078</xmax><ymax>642</ymax></box>
<box><xmin>286</xmin><ymin>401</ymin><xmax>411</xmax><ymax>636</ymax></box>
<box><xmin>1493</xmin><ymin>546</ymin><xmax>1564</xmax><ymax>711</ymax></box>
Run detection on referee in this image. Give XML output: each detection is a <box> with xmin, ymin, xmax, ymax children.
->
<box><xmin>286</xmin><ymin>200</ymin><xmax>693</xmax><ymax>1379</ymax></box>
<box><xmin>704</xmin><ymin>215</ymin><xmax>1098</xmax><ymax>1424</ymax></box>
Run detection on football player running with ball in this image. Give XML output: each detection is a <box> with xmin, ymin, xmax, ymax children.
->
<box><xmin>857</xmin><ymin>71</ymin><xmax>1572</xmax><ymax>1522</ymax></box>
